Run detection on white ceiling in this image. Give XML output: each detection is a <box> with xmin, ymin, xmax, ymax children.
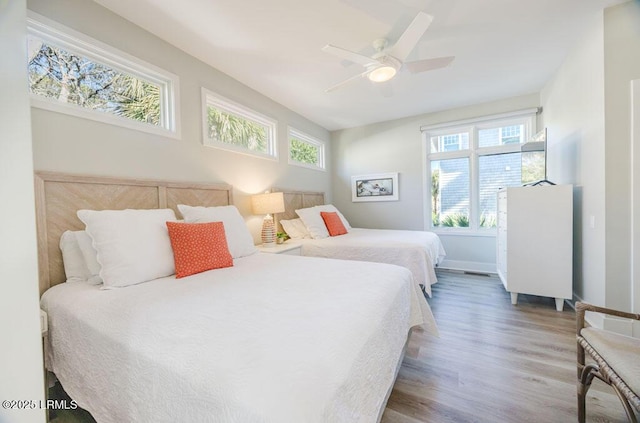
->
<box><xmin>94</xmin><ymin>0</ymin><xmax>624</xmax><ymax>131</ymax></box>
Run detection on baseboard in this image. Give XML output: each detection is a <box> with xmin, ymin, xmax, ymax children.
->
<box><xmin>603</xmin><ymin>316</ymin><xmax>634</xmax><ymax>336</ymax></box>
<box><xmin>571</xmin><ymin>293</ymin><xmax>637</xmax><ymax>335</ymax></box>
<box><xmin>438</xmin><ymin>259</ymin><xmax>497</xmax><ymax>275</ymax></box>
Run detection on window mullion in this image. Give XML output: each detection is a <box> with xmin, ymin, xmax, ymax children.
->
<box><xmin>470</xmin><ymin>127</ymin><xmax>479</xmax><ymax>231</ymax></box>
<box><xmin>424</xmin><ymin>111</ymin><xmax>538</xmax><ymax>233</ymax></box>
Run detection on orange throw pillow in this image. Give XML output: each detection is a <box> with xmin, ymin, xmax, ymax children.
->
<box><xmin>320</xmin><ymin>211</ymin><xmax>348</xmax><ymax>236</ymax></box>
<box><xmin>166</xmin><ymin>221</ymin><xmax>233</xmax><ymax>278</ymax></box>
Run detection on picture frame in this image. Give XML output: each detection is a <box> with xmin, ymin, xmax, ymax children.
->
<box><xmin>351</xmin><ymin>172</ymin><xmax>398</xmax><ymax>202</ymax></box>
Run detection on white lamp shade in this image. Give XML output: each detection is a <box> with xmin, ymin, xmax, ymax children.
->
<box><xmin>251</xmin><ymin>192</ymin><xmax>285</xmax><ymax>215</ymax></box>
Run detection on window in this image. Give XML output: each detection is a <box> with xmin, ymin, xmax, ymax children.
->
<box><xmin>431</xmin><ymin>132</ymin><xmax>469</xmax><ymax>152</ymax></box>
<box><xmin>423</xmin><ymin>109</ymin><xmax>538</xmax><ymax>232</ymax></box>
<box><xmin>27</xmin><ymin>14</ymin><xmax>179</xmax><ymax>138</ymax></box>
<box><xmin>288</xmin><ymin>127</ymin><xmax>325</xmax><ymax>170</ymax></box>
<box><xmin>202</xmin><ymin>88</ymin><xmax>277</xmax><ymax>159</ymax></box>
<box><xmin>431</xmin><ymin>158</ymin><xmax>470</xmax><ymax>227</ymax></box>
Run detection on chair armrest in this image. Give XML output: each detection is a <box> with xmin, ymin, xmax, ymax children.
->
<box><xmin>576</xmin><ymin>301</ymin><xmax>640</xmax><ymax>335</ymax></box>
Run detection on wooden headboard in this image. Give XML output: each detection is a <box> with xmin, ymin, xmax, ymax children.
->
<box><xmin>273</xmin><ymin>188</ymin><xmax>325</xmax><ymax>229</ymax></box>
<box><xmin>34</xmin><ymin>172</ymin><xmax>233</xmax><ymax>295</ymax></box>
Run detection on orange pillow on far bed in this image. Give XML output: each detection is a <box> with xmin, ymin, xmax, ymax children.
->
<box><xmin>320</xmin><ymin>211</ymin><xmax>348</xmax><ymax>236</ymax></box>
<box><xmin>166</xmin><ymin>221</ymin><xmax>233</xmax><ymax>278</ymax></box>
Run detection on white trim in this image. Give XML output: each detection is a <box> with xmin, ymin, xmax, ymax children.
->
<box><xmin>603</xmin><ymin>316</ymin><xmax>634</xmax><ymax>336</ymax></box>
<box><xmin>431</xmin><ymin>228</ymin><xmax>496</xmax><ymax>237</ymax></box>
<box><xmin>423</xmin><ymin>110</ymin><xmax>537</xmax><ymax>232</ymax></box>
<box><xmin>437</xmin><ymin>259</ymin><xmax>497</xmax><ymax>274</ymax></box>
<box><xmin>631</xmin><ymin>80</ymin><xmax>640</xmax><ymax>323</ymax></box>
<box><xmin>420</xmin><ymin>107</ymin><xmax>540</xmax><ymax>132</ymax></box>
<box><xmin>201</xmin><ymin>88</ymin><xmax>278</xmax><ymax>160</ymax></box>
<box><xmin>287</xmin><ymin>127</ymin><xmax>326</xmax><ymax>171</ymax></box>
<box><xmin>26</xmin><ymin>12</ymin><xmax>181</xmax><ymax>139</ymax></box>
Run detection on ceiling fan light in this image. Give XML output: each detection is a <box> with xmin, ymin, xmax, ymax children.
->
<box><xmin>368</xmin><ymin>66</ymin><xmax>397</xmax><ymax>82</ymax></box>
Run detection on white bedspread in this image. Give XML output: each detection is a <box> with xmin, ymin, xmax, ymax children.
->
<box><xmin>297</xmin><ymin>228</ymin><xmax>446</xmax><ymax>296</ymax></box>
<box><xmin>41</xmin><ymin>253</ymin><xmax>437</xmax><ymax>423</ymax></box>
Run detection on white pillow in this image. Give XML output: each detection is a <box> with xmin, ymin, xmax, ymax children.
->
<box><xmin>75</xmin><ymin>230</ymin><xmax>103</xmax><ymax>285</ymax></box>
<box><xmin>59</xmin><ymin>231</ymin><xmax>103</xmax><ymax>285</ymax></box>
<box><xmin>77</xmin><ymin>208</ymin><xmax>177</xmax><ymax>288</ymax></box>
<box><xmin>177</xmin><ymin>205</ymin><xmax>257</xmax><ymax>259</ymax></box>
<box><xmin>59</xmin><ymin>231</ymin><xmax>91</xmax><ymax>283</ymax></box>
<box><xmin>295</xmin><ymin>204</ymin><xmax>351</xmax><ymax>239</ymax></box>
<box><xmin>280</xmin><ymin>218</ymin><xmax>311</xmax><ymax>239</ymax></box>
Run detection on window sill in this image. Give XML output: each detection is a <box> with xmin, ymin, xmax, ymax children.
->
<box><xmin>430</xmin><ymin>229</ymin><xmax>497</xmax><ymax>238</ymax></box>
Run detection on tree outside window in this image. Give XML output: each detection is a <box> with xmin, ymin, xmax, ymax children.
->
<box><xmin>28</xmin><ymin>38</ymin><xmax>162</xmax><ymax>127</ymax></box>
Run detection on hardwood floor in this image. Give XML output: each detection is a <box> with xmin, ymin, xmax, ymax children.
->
<box><xmin>50</xmin><ymin>269</ymin><xmax>628</xmax><ymax>422</ymax></box>
<box><xmin>382</xmin><ymin>270</ymin><xmax>628</xmax><ymax>423</ymax></box>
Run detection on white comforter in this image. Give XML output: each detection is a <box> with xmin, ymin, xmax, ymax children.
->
<box><xmin>41</xmin><ymin>253</ymin><xmax>437</xmax><ymax>423</ymax></box>
<box><xmin>297</xmin><ymin>228</ymin><xmax>446</xmax><ymax>296</ymax></box>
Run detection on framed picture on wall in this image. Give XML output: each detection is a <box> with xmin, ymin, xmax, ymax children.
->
<box><xmin>351</xmin><ymin>172</ymin><xmax>398</xmax><ymax>202</ymax></box>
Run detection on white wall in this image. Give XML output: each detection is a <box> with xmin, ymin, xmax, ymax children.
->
<box><xmin>540</xmin><ymin>11</ymin><xmax>606</xmax><ymax>306</ymax></box>
<box><xmin>603</xmin><ymin>1</ymin><xmax>640</xmax><ymax>313</ymax></box>
<box><xmin>27</xmin><ymin>0</ymin><xmax>332</xmax><ymax>243</ymax></box>
<box><xmin>331</xmin><ymin>94</ymin><xmax>540</xmax><ymax>272</ymax></box>
<box><xmin>0</xmin><ymin>0</ymin><xmax>47</xmax><ymax>422</ymax></box>
<box><xmin>541</xmin><ymin>1</ymin><xmax>640</xmax><ymax>333</ymax></box>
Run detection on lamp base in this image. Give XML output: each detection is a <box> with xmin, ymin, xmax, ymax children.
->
<box><xmin>261</xmin><ymin>214</ymin><xmax>276</xmax><ymax>246</ymax></box>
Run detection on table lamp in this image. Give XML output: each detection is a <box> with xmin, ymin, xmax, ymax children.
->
<box><xmin>251</xmin><ymin>191</ymin><xmax>285</xmax><ymax>247</ymax></box>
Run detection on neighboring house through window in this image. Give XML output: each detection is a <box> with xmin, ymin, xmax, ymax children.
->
<box><xmin>27</xmin><ymin>13</ymin><xmax>180</xmax><ymax>138</ymax></box>
<box><xmin>423</xmin><ymin>109</ymin><xmax>540</xmax><ymax>232</ymax></box>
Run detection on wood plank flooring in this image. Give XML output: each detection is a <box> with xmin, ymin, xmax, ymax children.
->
<box><xmin>381</xmin><ymin>270</ymin><xmax>628</xmax><ymax>423</ymax></box>
<box><xmin>50</xmin><ymin>269</ymin><xmax>628</xmax><ymax>422</ymax></box>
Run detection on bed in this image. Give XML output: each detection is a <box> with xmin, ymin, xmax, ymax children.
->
<box><xmin>35</xmin><ymin>172</ymin><xmax>437</xmax><ymax>423</ymax></box>
<box><xmin>275</xmin><ymin>189</ymin><xmax>446</xmax><ymax>297</ymax></box>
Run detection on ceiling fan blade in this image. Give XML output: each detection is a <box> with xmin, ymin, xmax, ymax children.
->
<box><xmin>390</xmin><ymin>12</ymin><xmax>433</xmax><ymax>62</ymax></box>
<box><xmin>405</xmin><ymin>56</ymin><xmax>454</xmax><ymax>73</ymax></box>
<box><xmin>325</xmin><ymin>68</ymin><xmax>375</xmax><ymax>93</ymax></box>
<box><xmin>322</xmin><ymin>44</ymin><xmax>378</xmax><ymax>67</ymax></box>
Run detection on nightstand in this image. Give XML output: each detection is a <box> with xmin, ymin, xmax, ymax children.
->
<box><xmin>256</xmin><ymin>243</ymin><xmax>302</xmax><ymax>256</ymax></box>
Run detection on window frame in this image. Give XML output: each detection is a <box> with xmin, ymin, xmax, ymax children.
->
<box><xmin>287</xmin><ymin>127</ymin><xmax>326</xmax><ymax>171</ymax></box>
<box><xmin>27</xmin><ymin>12</ymin><xmax>180</xmax><ymax>139</ymax></box>
<box><xmin>423</xmin><ymin>109</ymin><xmax>538</xmax><ymax>235</ymax></box>
<box><xmin>201</xmin><ymin>88</ymin><xmax>278</xmax><ymax>160</ymax></box>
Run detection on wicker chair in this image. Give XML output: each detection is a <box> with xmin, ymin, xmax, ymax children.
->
<box><xmin>576</xmin><ymin>302</ymin><xmax>640</xmax><ymax>423</ymax></box>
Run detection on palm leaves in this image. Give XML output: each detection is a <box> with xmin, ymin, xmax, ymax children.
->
<box><xmin>110</xmin><ymin>75</ymin><xmax>160</xmax><ymax>125</ymax></box>
<box><xmin>207</xmin><ymin>107</ymin><xmax>267</xmax><ymax>153</ymax></box>
<box><xmin>28</xmin><ymin>40</ymin><xmax>161</xmax><ymax>126</ymax></box>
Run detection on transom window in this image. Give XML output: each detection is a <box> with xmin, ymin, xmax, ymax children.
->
<box><xmin>201</xmin><ymin>88</ymin><xmax>277</xmax><ymax>159</ymax></box>
<box><xmin>431</xmin><ymin>132</ymin><xmax>469</xmax><ymax>152</ymax></box>
<box><xmin>288</xmin><ymin>127</ymin><xmax>325</xmax><ymax>170</ymax></box>
<box><xmin>27</xmin><ymin>14</ymin><xmax>179</xmax><ymax>138</ymax></box>
<box><xmin>423</xmin><ymin>110</ymin><xmax>538</xmax><ymax>232</ymax></box>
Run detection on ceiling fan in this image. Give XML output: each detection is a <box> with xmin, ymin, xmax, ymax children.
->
<box><xmin>322</xmin><ymin>12</ymin><xmax>454</xmax><ymax>92</ymax></box>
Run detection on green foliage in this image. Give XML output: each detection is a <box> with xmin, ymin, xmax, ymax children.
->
<box><xmin>521</xmin><ymin>152</ymin><xmax>546</xmax><ymax>184</ymax></box>
<box><xmin>290</xmin><ymin>138</ymin><xmax>318</xmax><ymax>165</ymax></box>
<box><xmin>480</xmin><ymin>214</ymin><xmax>497</xmax><ymax>228</ymax></box>
<box><xmin>207</xmin><ymin>107</ymin><xmax>267</xmax><ymax>152</ymax></box>
<box><xmin>439</xmin><ymin>213</ymin><xmax>470</xmax><ymax>227</ymax></box>
<box><xmin>28</xmin><ymin>41</ymin><xmax>160</xmax><ymax>126</ymax></box>
<box><xmin>433</xmin><ymin>212</ymin><xmax>496</xmax><ymax>228</ymax></box>
<box><xmin>431</xmin><ymin>169</ymin><xmax>440</xmax><ymax>218</ymax></box>
<box><xmin>110</xmin><ymin>75</ymin><xmax>160</xmax><ymax>125</ymax></box>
